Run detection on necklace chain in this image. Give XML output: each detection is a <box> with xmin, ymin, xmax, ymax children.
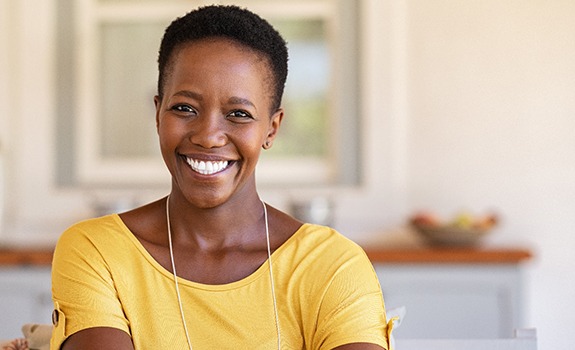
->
<box><xmin>166</xmin><ymin>196</ymin><xmax>281</xmax><ymax>350</ymax></box>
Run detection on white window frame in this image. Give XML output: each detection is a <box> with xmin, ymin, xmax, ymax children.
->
<box><xmin>74</xmin><ymin>0</ymin><xmax>354</xmax><ymax>186</ymax></box>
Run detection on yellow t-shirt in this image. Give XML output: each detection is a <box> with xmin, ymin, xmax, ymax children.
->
<box><xmin>51</xmin><ymin>214</ymin><xmax>391</xmax><ymax>349</ymax></box>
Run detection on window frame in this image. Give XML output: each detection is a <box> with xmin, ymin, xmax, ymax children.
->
<box><xmin>72</xmin><ymin>0</ymin><xmax>361</xmax><ymax>187</ymax></box>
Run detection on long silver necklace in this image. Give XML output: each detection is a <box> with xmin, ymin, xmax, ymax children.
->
<box><xmin>166</xmin><ymin>196</ymin><xmax>281</xmax><ymax>350</ymax></box>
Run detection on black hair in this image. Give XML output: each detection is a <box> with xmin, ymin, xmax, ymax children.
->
<box><xmin>157</xmin><ymin>5</ymin><xmax>289</xmax><ymax>111</ymax></box>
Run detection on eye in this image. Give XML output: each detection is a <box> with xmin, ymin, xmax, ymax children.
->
<box><xmin>227</xmin><ymin>110</ymin><xmax>253</xmax><ymax>121</ymax></box>
<box><xmin>170</xmin><ymin>104</ymin><xmax>197</xmax><ymax>115</ymax></box>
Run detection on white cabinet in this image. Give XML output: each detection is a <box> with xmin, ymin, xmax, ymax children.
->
<box><xmin>0</xmin><ymin>267</ymin><xmax>53</xmax><ymax>339</ymax></box>
<box><xmin>0</xmin><ymin>252</ymin><xmax>529</xmax><ymax>341</ymax></box>
<box><xmin>375</xmin><ymin>263</ymin><xmax>525</xmax><ymax>339</ymax></box>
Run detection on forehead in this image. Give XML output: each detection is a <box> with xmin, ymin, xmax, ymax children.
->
<box><xmin>164</xmin><ymin>38</ymin><xmax>274</xmax><ymax>88</ymax></box>
<box><xmin>161</xmin><ymin>38</ymin><xmax>276</xmax><ymax>111</ymax></box>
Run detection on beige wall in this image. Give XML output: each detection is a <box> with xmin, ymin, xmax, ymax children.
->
<box><xmin>393</xmin><ymin>1</ymin><xmax>575</xmax><ymax>348</ymax></box>
<box><xmin>1</xmin><ymin>0</ymin><xmax>574</xmax><ymax>348</ymax></box>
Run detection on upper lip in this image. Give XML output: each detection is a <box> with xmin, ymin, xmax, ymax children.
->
<box><xmin>180</xmin><ymin>153</ymin><xmax>234</xmax><ymax>162</ymax></box>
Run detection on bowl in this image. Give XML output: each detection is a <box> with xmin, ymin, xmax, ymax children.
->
<box><xmin>412</xmin><ymin>224</ymin><xmax>491</xmax><ymax>247</ymax></box>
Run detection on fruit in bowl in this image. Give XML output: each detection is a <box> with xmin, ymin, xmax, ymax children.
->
<box><xmin>410</xmin><ymin>211</ymin><xmax>498</xmax><ymax>247</ymax></box>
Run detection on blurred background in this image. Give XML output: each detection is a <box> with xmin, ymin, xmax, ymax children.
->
<box><xmin>1</xmin><ymin>0</ymin><xmax>574</xmax><ymax>348</ymax></box>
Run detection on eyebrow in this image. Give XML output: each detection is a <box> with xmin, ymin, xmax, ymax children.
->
<box><xmin>173</xmin><ymin>90</ymin><xmax>203</xmax><ymax>100</ymax></box>
<box><xmin>172</xmin><ymin>91</ymin><xmax>255</xmax><ymax>109</ymax></box>
<box><xmin>228</xmin><ymin>96</ymin><xmax>256</xmax><ymax>109</ymax></box>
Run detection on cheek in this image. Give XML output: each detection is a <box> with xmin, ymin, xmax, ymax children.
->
<box><xmin>238</xmin><ymin>127</ymin><xmax>267</xmax><ymax>152</ymax></box>
<box><xmin>158</xmin><ymin>118</ymin><xmax>185</xmax><ymax>151</ymax></box>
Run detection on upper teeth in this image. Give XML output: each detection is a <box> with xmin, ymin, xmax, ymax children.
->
<box><xmin>187</xmin><ymin>158</ymin><xmax>229</xmax><ymax>175</ymax></box>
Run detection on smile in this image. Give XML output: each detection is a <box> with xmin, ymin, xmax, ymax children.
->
<box><xmin>186</xmin><ymin>157</ymin><xmax>229</xmax><ymax>175</ymax></box>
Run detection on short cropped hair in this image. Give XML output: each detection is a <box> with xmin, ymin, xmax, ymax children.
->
<box><xmin>157</xmin><ymin>5</ymin><xmax>289</xmax><ymax>111</ymax></box>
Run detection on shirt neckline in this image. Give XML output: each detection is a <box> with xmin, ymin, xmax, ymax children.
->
<box><xmin>110</xmin><ymin>214</ymin><xmax>310</xmax><ymax>291</ymax></box>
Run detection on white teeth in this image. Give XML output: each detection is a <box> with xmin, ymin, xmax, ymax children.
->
<box><xmin>186</xmin><ymin>158</ymin><xmax>229</xmax><ymax>175</ymax></box>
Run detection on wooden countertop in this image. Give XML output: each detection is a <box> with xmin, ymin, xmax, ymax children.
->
<box><xmin>0</xmin><ymin>246</ymin><xmax>532</xmax><ymax>267</ymax></box>
<box><xmin>364</xmin><ymin>246</ymin><xmax>532</xmax><ymax>264</ymax></box>
<box><xmin>0</xmin><ymin>247</ymin><xmax>54</xmax><ymax>266</ymax></box>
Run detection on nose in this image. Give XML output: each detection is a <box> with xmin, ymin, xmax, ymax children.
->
<box><xmin>188</xmin><ymin>113</ymin><xmax>227</xmax><ymax>149</ymax></box>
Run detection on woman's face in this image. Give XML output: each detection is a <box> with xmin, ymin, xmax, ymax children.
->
<box><xmin>155</xmin><ymin>38</ymin><xmax>283</xmax><ymax>208</ymax></box>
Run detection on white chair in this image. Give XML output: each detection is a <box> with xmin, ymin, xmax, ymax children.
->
<box><xmin>394</xmin><ymin>328</ymin><xmax>537</xmax><ymax>350</ymax></box>
<box><xmin>387</xmin><ymin>306</ymin><xmax>537</xmax><ymax>350</ymax></box>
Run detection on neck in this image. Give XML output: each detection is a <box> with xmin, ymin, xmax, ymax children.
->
<box><xmin>166</xmin><ymin>192</ymin><xmax>267</xmax><ymax>251</ymax></box>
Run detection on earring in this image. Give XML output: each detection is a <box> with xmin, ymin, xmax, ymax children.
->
<box><xmin>263</xmin><ymin>141</ymin><xmax>271</xmax><ymax>149</ymax></box>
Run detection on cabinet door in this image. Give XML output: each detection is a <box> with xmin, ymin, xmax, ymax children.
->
<box><xmin>375</xmin><ymin>264</ymin><xmax>524</xmax><ymax>339</ymax></box>
<box><xmin>0</xmin><ymin>267</ymin><xmax>52</xmax><ymax>339</ymax></box>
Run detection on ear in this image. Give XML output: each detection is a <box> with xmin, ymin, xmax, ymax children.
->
<box><xmin>154</xmin><ymin>95</ymin><xmax>161</xmax><ymax>133</ymax></box>
<box><xmin>263</xmin><ymin>108</ymin><xmax>284</xmax><ymax>149</ymax></box>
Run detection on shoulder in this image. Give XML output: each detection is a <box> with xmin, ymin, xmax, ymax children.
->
<box><xmin>293</xmin><ymin>224</ymin><xmax>367</xmax><ymax>259</ymax></box>
<box><xmin>56</xmin><ymin>215</ymin><xmax>126</xmax><ymax>247</ymax></box>
<box><xmin>53</xmin><ymin>215</ymin><xmax>134</xmax><ymax>266</ymax></box>
<box><xmin>277</xmin><ymin>224</ymin><xmax>373</xmax><ymax>280</ymax></box>
<box><xmin>52</xmin><ymin>214</ymin><xmax>150</xmax><ymax>293</ymax></box>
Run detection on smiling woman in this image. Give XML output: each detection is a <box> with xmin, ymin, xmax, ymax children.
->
<box><xmin>54</xmin><ymin>0</ymin><xmax>361</xmax><ymax>188</ymax></box>
<box><xmin>50</xmin><ymin>4</ymin><xmax>392</xmax><ymax>350</ymax></box>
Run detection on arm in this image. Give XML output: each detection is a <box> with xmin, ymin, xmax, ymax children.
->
<box><xmin>51</xmin><ymin>224</ymin><xmax>132</xmax><ymax>349</ymax></box>
<box><xmin>311</xmin><ymin>237</ymin><xmax>391</xmax><ymax>350</ymax></box>
<box><xmin>333</xmin><ymin>343</ymin><xmax>385</xmax><ymax>350</ymax></box>
<box><xmin>60</xmin><ymin>327</ymin><xmax>134</xmax><ymax>350</ymax></box>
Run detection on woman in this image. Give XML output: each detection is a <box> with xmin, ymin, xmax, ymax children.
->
<box><xmin>51</xmin><ymin>5</ymin><xmax>392</xmax><ymax>350</ymax></box>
